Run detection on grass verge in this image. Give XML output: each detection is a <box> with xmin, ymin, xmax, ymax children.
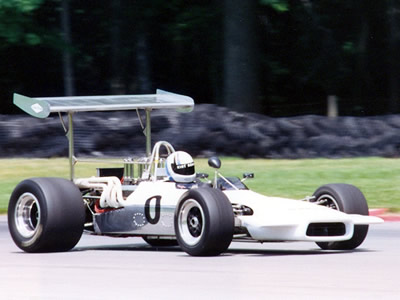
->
<box><xmin>1</xmin><ymin>157</ymin><xmax>399</xmax><ymax>214</ymax></box>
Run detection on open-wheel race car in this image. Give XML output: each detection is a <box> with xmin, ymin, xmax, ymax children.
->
<box><xmin>8</xmin><ymin>90</ymin><xmax>383</xmax><ymax>256</ymax></box>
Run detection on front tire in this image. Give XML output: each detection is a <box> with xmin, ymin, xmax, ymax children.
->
<box><xmin>8</xmin><ymin>178</ymin><xmax>85</xmax><ymax>253</ymax></box>
<box><xmin>312</xmin><ymin>183</ymin><xmax>369</xmax><ymax>250</ymax></box>
<box><xmin>174</xmin><ymin>188</ymin><xmax>234</xmax><ymax>256</ymax></box>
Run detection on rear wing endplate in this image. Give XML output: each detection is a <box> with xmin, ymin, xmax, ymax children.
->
<box><xmin>14</xmin><ymin>89</ymin><xmax>194</xmax><ymax>118</ymax></box>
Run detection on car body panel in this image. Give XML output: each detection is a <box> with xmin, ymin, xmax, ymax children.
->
<box><xmin>92</xmin><ymin>181</ymin><xmax>187</xmax><ymax>235</ymax></box>
<box><xmin>224</xmin><ymin>190</ymin><xmax>382</xmax><ymax>241</ymax></box>
<box><xmin>90</xmin><ymin>181</ymin><xmax>383</xmax><ymax>243</ymax></box>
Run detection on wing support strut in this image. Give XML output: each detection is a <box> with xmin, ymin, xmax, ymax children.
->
<box><xmin>13</xmin><ymin>89</ymin><xmax>194</xmax><ymax>180</ymax></box>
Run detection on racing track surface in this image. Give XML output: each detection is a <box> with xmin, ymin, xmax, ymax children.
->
<box><xmin>0</xmin><ymin>215</ymin><xmax>399</xmax><ymax>300</ymax></box>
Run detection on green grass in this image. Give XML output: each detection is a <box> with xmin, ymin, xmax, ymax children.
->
<box><xmin>197</xmin><ymin>157</ymin><xmax>400</xmax><ymax>212</ymax></box>
<box><xmin>1</xmin><ymin>157</ymin><xmax>400</xmax><ymax>214</ymax></box>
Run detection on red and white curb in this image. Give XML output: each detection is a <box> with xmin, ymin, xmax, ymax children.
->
<box><xmin>369</xmin><ymin>208</ymin><xmax>400</xmax><ymax>222</ymax></box>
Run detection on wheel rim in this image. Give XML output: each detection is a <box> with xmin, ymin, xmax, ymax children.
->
<box><xmin>316</xmin><ymin>194</ymin><xmax>339</xmax><ymax>210</ymax></box>
<box><xmin>14</xmin><ymin>193</ymin><xmax>41</xmax><ymax>238</ymax></box>
<box><xmin>177</xmin><ymin>199</ymin><xmax>205</xmax><ymax>246</ymax></box>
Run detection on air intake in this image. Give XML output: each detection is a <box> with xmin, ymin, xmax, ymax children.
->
<box><xmin>306</xmin><ymin>223</ymin><xmax>346</xmax><ymax>237</ymax></box>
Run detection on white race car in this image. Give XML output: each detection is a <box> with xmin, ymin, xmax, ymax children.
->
<box><xmin>8</xmin><ymin>90</ymin><xmax>383</xmax><ymax>256</ymax></box>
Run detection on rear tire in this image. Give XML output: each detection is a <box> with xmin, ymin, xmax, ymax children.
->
<box><xmin>312</xmin><ymin>183</ymin><xmax>369</xmax><ymax>250</ymax></box>
<box><xmin>174</xmin><ymin>188</ymin><xmax>234</xmax><ymax>256</ymax></box>
<box><xmin>8</xmin><ymin>178</ymin><xmax>85</xmax><ymax>253</ymax></box>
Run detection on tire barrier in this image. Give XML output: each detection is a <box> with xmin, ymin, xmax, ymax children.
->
<box><xmin>1</xmin><ymin>105</ymin><xmax>400</xmax><ymax>158</ymax></box>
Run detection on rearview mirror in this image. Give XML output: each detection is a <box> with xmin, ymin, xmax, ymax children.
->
<box><xmin>243</xmin><ymin>173</ymin><xmax>254</xmax><ymax>179</ymax></box>
<box><xmin>208</xmin><ymin>157</ymin><xmax>221</xmax><ymax>169</ymax></box>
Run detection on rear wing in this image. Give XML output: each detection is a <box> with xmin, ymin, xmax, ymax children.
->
<box><xmin>13</xmin><ymin>89</ymin><xmax>194</xmax><ymax>180</ymax></box>
<box><xmin>13</xmin><ymin>89</ymin><xmax>194</xmax><ymax>118</ymax></box>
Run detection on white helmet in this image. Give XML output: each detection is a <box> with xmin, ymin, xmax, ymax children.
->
<box><xmin>165</xmin><ymin>151</ymin><xmax>195</xmax><ymax>183</ymax></box>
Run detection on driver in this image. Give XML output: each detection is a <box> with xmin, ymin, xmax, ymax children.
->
<box><xmin>165</xmin><ymin>151</ymin><xmax>196</xmax><ymax>183</ymax></box>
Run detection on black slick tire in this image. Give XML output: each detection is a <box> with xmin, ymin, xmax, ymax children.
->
<box><xmin>312</xmin><ymin>183</ymin><xmax>369</xmax><ymax>250</ymax></box>
<box><xmin>174</xmin><ymin>187</ymin><xmax>234</xmax><ymax>256</ymax></box>
<box><xmin>8</xmin><ymin>178</ymin><xmax>85</xmax><ymax>253</ymax></box>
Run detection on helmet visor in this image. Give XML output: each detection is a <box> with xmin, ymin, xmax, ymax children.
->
<box><xmin>172</xmin><ymin>162</ymin><xmax>195</xmax><ymax>175</ymax></box>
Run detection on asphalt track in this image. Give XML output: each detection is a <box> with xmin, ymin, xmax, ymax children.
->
<box><xmin>0</xmin><ymin>215</ymin><xmax>399</xmax><ymax>300</ymax></box>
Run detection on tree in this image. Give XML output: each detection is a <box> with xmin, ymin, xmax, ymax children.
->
<box><xmin>0</xmin><ymin>0</ymin><xmax>47</xmax><ymax>113</ymax></box>
<box><xmin>109</xmin><ymin>0</ymin><xmax>125</xmax><ymax>94</ymax></box>
<box><xmin>0</xmin><ymin>0</ymin><xmax>397</xmax><ymax>116</ymax></box>
<box><xmin>388</xmin><ymin>0</ymin><xmax>400</xmax><ymax>113</ymax></box>
<box><xmin>60</xmin><ymin>0</ymin><xmax>75</xmax><ymax>96</ymax></box>
<box><xmin>0</xmin><ymin>0</ymin><xmax>44</xmax><ymax>47</ymax></box>
<box><xmin>223</xmin><ymin>0</ymin><xmax>260</xmax><ymax>113</ymax></box>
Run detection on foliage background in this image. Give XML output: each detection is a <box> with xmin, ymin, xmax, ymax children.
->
<box><xmin>1</xmin><ymin>0</ymin><xmax>400</xmax><ymax>116</ymax></box>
